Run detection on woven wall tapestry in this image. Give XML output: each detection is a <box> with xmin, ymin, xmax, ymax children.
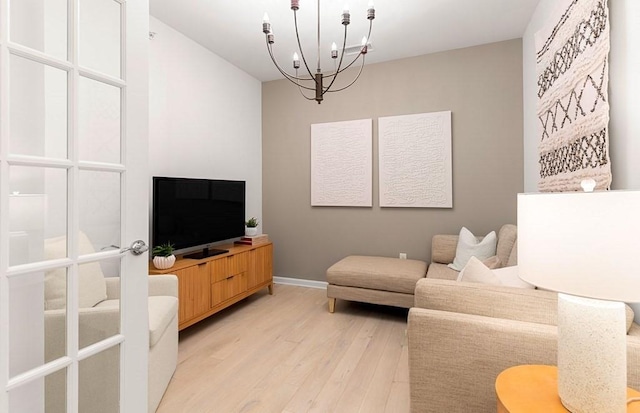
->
<box><xmin>535</xmin><ymin>0</ymin><xmax>611</xmax><ymax>191</ymax></box>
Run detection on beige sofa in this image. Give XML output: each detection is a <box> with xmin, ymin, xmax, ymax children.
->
<box><xmin>45</xmin><ymin>275</ymin><xmax>178</xmax><ymax>413</ymax></box>
<box><xmin>326</xmin><ymin>225</ymin><xmax>517</xmax><ymax>312</ymax></box>
<box><xmin>407</xmin><ymin>276</ymin><xmax>640</xmax><ymax>412</ymax></box>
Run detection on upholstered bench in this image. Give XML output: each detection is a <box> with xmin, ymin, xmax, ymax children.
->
<box><xmin>326</xmin><ymin>255</ymin><xmax>428</xmax><ymax>312</ymax></box>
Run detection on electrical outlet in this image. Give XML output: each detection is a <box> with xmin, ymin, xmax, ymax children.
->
<box><xmin>399</xmin><ymin>253</ymin><xmax>407</xmax><ymax>260</ymax></box>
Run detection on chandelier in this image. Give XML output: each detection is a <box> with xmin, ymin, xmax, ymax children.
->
<box><xmin>262</xmin><ymin>0</ymin><xmax>375</xmax><ymax>104</ymax></box>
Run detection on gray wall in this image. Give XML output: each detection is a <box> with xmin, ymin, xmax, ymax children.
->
<box><xmin>262</xmin><ymin>39</ymin><xmax>524</xmax><ymax>282</ymax></box>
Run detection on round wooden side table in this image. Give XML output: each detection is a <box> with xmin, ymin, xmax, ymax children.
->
<box><xmin>495</xmin><ymin>365</ymin><xmax>640</xmax><ymax>413</ymax></box>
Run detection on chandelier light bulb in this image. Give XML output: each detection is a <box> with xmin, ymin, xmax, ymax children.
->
<box><xmin>293</xmin><ymin>52</ymin><xmax>300</xmax><ymax>69</ymax></box>
<box><xmin>367</xmin><ymin>1</ymin><xmax>375</xmax><ymax>19</ymax></box>
<box><xmin>361</xmin><ymin>36</ymin><xmax>367</xmax><ymax>45</ymax></box>
<box><xmin>262</xmin><ymin>13</ymin><xmax>271</xmax><ymax>34</ymax></box>
<box><xmin>343</xmin><ymin>4</ymin><xmax>349</xmax><ymax>13</ymax></box>
<box><xmin>331</xmin><ymin>42</ymin><xmax>338</xmax><ymax>59</ymax></box>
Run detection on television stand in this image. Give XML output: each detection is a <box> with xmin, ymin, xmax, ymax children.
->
<box><xmin>184</xmin><ymin>248</ymin><xmax>228</xmax><ymax>260</ymax></box>
<box><xmin>149</xmin><ymin>242</ymin><xmax>273</xmax><ymax>331</ymax></box>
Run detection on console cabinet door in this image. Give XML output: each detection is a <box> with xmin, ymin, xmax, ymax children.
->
<box><xmin>249</xmin><ymin>244</ymin><xmax>273</xmax><ymax>288</ymax></box>
<box><xmin>175</xmin><ymin>262</ymin><xmax>210</xmax><ymax>322</ymax></box>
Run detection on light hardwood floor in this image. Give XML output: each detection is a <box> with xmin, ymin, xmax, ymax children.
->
<box><xmin>157</xmin><ymin>284</ymin><xmax>410</xmax><ymax>413</ymax></box>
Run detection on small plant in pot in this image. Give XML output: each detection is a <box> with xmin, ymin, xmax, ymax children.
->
<box><xmin>245</xmin><ymin>217</ymin><xmax>259</xmax><ymax>236</ymax></box>
<box><xmin>152</xmin><ymin>242</ymin><xmax>176</xmax><ymax>270</ymax></box>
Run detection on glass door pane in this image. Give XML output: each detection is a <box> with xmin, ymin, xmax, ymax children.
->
<box><xmin>79</xmin><ymin>0</ymin><xmax>122</xmax><ymax>78</ymax></box>
<box><xmin>9</xmin><ymin>55</ymin><xmax>68</xmax><ymax>159</ymax></box>
<box><xmin>10</xmin><ymin>0</ymin><xmax>68</xmax><ymax>60</ymax></box>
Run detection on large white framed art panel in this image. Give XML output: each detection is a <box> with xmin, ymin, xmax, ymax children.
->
<box><xmin>311</xmin><ymin>119</ymin><xmax>372</xmax><ymax>207</ymax></box>
<box><xmin>378</xmin><ymin>111</ymin><xmax>452</xmax><ymax>208</ymax></box>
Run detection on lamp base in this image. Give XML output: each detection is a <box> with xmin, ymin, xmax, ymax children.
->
<box><xmin>557</xmin><ymin>293</ymin><xmax>627</xmax><ymax>413</ymax></box>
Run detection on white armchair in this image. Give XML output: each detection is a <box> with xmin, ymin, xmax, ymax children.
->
<box><xmin>44</xmin><ymin>274</ymin><xmax>178</xmax><ymax>413</ymax></box>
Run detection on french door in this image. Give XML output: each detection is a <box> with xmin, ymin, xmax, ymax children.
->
<box><xmin>0</xmin><ymin>0</ymin><xmax>150</xmax><ymax>412</ymax></box>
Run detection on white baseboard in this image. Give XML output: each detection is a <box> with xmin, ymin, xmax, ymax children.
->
<box><xmin>273</xmin><ymin>276</ymin><xmax>327</xmax><ymax>290</ymax></box>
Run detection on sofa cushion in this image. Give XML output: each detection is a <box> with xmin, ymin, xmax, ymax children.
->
<box><xmin>448</xmin><ymin>227</ymin><xmax>497</xmax><ymax>271</ymax></box>
<box><xmin>426</xmin><ymin>262</ymin><xmax>459</xmax><ymax>281</ymax></box>
<box><xmin>327</xmin><ymin>255</ymin><xmax>427</xmax><ymax>294</ymax></box>
<box><xmin>45</xmin><ymin>232</ymin><xmax>107</xmax><ymax>310</ymax></box>
<box><xmin>496</xmin><ymin>224</ymin><xmax>517</xmax><ymax>267</ymax></box>
<box><xmin>507</xmin><ymin>242</ymin><xmax>518</xmax><ymax>267</ymax></box>
<box><xmin>96</xmin><ymin>296</ymin><xmax>178</xmax><ymax>347</ymax></box>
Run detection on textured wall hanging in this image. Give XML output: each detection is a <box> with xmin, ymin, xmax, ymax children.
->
<box><xmin>311</xmin><ymin>119</ymin><xmax>372</xmax><ymax>207</ymax></box>
<box><xmin>535</xmin><ymin>0</ymin><xmax>611</xmax><ymax>191</ymax></box>
<box><xmin>378</xmin><ymin>111</ymin><xmax>452</xmax><ymax>208</ymax></box>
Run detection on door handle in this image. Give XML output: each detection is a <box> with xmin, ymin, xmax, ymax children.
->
<box><xmin>121</xmin><ymin>240</ymin><xmax>149</xmax><ymax>255</ymax></box>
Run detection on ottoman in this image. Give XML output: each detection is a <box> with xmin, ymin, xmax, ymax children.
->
<box><xmin>326</xmin><ymin>255</ymin><xmax>428</xmax><ymax>312</ymax></box>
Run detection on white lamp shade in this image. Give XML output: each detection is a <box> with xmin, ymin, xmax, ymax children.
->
<box><xmin>517</xmin><ymin>190</ymin><xmax>640</xmax><ymax>303</ymax></box>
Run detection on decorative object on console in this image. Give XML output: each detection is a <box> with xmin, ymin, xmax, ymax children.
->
<box><xmin>378</xmin><ymin>111</ymin><xmax>453</xmax><ymax>208</ymax></box>
<box><xmin>311</xmin><ymin>119</ymin><xmax>373</xmax><ymax>207</ymax></box>
<box><xmin>152</xmin><ymin>242</ymin><xmax>176</xmax><ymax>270</ymax></box>
<box><xmin>235</xmin><ymin>234</ymin><xmax>269</xmax><ymax>246</ymax></box>
<box><xmin>535</xmin><ymin>0</ymin><xmax>611</xmax><ymax>192</ymax></box>
<box><xmin>245</xmin><ymin>217</ymin><xmax>259</xmax><ymax>236</ymax></box>
<box><xmin>518</xmin><ymin>189</ymin><xmax>640</xmax><ymax>413</ymax></box>
<box><xmin>262</xmin><ymin>0</ymin><xmax>375</xmax><ymax>104</ymax></box>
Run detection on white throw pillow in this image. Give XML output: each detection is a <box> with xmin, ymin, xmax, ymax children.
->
<box><xmin>44</xmin><ymin>232</ymin><xmax>108</xmax><ymax>310</ymax></box>
<box><xmin>458</xmin><ymin>257</ymin><xmax>535</xmax><ymax>289</ymax></box>
<box><xmin>492</xmin><ymin>266</ymin><xmax>535</xmax><ymax>289</ymax></box>
<box><xmin>448</xmin><ymin>227</ymin><xmax>497</xmax><ymax>271</ymax></box>
<box><xmin>457</xmin><ymin>256</ymin><xmax>501</xmax><ymax>285</ymax></box>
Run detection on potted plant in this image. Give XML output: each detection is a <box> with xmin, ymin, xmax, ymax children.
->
<box><xmin>152</xmin><ymin>242</ymin><xmax>176</xmax><ymax>270</ymax></box>
<box><xmin>245</xmin><ymin>217</ymin><xmax>259</xmax><ymax>236</ymax></box>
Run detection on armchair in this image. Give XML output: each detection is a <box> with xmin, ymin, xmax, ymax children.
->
<box><xmin>44</xmin><ymin>275</ymin><xmax>178</xmax><ymax>413</ymax></box>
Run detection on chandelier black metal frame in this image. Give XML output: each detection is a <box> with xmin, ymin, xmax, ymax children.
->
<box><xmin>262</xmin><ymin>0</ymin><xmax>375</xmax><ymax>104</ymax></box>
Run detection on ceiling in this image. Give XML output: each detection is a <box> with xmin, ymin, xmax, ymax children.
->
<box><xmin>149</xmin><ymin>0</ymin><xmax>542</xmax><ymax>82</ymax></box>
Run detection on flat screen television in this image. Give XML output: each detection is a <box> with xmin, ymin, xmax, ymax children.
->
<box><xmin>152</xmin><ymin>177</ymin><xmax>246</xmax><ymax>259</ymax></box>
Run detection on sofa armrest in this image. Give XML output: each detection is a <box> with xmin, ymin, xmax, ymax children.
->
<box><xmin>408</xmin><ymin>308</ymin><xmax>558</xmax><ymax>412</ymax></box>
<box><xmin>414</xmin><ymin>278</ymin><xmax>559</xmax><ymax>325</ymax></box>
<box><xmin>149</xmin><ymin>274</ymin><xmax>178</xmax><ymax>298</ymax></box>
<box><xmin>407</xmin><ymin>308</ymin><xmax>640</xmax><ymax>413</ymax></box>
<box><xmin>430</xmin><ymin>234</ymin><xmax>459</xmax><ymax>264</ymax></box>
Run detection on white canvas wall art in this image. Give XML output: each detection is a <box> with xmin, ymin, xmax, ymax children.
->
<box><xmin>311</xmin><ymin>119</ymin><xmax>372</xmax><ymax>207</ymax></box>
<box><xmin>378</xmin><ymin>111</ymin><xmax>452</xmax><ymax>208</ymax></box>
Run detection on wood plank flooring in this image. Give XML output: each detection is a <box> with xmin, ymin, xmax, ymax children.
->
<box><xmin>156</xmin><ymin>284</ymin><xmax>410</xmax><ymax>413</ymax></box>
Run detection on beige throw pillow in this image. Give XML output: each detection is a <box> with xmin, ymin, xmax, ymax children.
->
<box><xmin>448</xmin><ymin>227</ymin><xmax>497</xmax><ymax>271</ymax></box>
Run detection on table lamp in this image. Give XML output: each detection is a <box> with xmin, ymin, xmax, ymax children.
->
<box><xmin>518</xmin><ymin>188</ymin><xmax>640</xmax><ymax>413</ymax></box>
